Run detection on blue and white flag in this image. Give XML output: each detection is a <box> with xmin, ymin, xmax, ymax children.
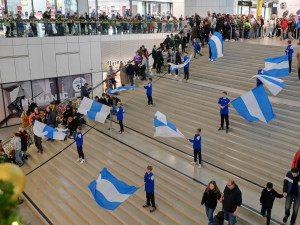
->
<box><xmin>154</xmin><ymin>111</ymin><xmax>185</xmax><ymax>138</ymax></box>
<box><xmin>209</xmin><ymin>32</ymin><xmax>223</xmax><ymax>60</ymax></box>
<box><xmin>89</xmin><ymin>168</ymin><xmax>139</xmax><ymax>210</ymax></box>
<box><xmin>78</xmin><ymin>97</ymin><xmax>110</xmax><ymax>123</ymax></box>
<box><xmin>108</xmin><ymin>85</ymin><xmax>138</xmax><ymax>95</ymax></box>
<box><xmin>33</xmin><ymin>120</ymin><xmax>67</xmax><ymax>140</ymax></box>
<box><xmin>231</xmin><ymin>85</ymin><xmax>276</xmax><ymax>123</ymax></box>
<box><xmin>168</xmin><ymin>54</ymin><xmax>192</xmax><ymax>71</ymax></box>
<box><xmin>252</xmin><ymin>75</ymin><xmax>284</xmax><ymax>96</ymax></box>
<box><xmin>263</xmin><ymin>55</ymin><xmax>289</xmax><ymax>77</ymax></box>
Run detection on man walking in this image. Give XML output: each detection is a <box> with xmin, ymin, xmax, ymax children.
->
<box><xmin>283</xmin><ymin>167</ymin><xmax>300</xmax><ymax>225</ymax></box>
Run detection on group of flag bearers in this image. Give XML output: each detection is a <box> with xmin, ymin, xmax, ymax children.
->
<box><xmin>30</xmin><ymin>33</ymin><xmax>296</xmax><ymax>224</ymax></box>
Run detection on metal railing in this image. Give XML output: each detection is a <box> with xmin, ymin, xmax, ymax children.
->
<box><xmin>0</xmin><ymin>20</ymin><xmax>187</xmax><ymax>38</ymax></box>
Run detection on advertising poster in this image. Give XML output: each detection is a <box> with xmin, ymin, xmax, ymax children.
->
<box><xmin>32</xmin><ymin>78</ymin><xmax>57</xmax><ymax>108</ymax></box>
<box><xmin>1</xmin><ymin>81</ymin><xmax>32</xmax><ymax>127</ymax></box>
<box><xmin>57</xmin><ymin>74</ymin><xmax>92</xmax><ymax>100</ymax></box>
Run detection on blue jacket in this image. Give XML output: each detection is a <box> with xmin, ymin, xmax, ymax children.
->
<box><xmin>189</xmin><ymin>134</ymin><xmax>201</xmax><ymax>149</ymax></box>
<box><xmin>283</xmin><ymin>171</ymin><xmax>300</xmax><ymax>198</ymax></box>
<box><xmin>113</xmin><ymin>106</ymin><xmax>124</xmax><ymax>121</ymax></box>
<box><xmin>144</xmin><ymin>172</ymin><xmax>154</xmax><ymax>193</ymax></box>
<box><xmin>285</xmin><ymin>45</ymin><xmax>294</xmax><ymax>59</ymax></box>
<box><xmin>144</xmin><ymin>82</ymin><xmax>152</xmax><ymax>95</ymax></box>
<box><xmin>257</xmin><ymin>69</ymin><xmax>263</xmax><ymax>86</ymax></box>
<box><xmin>183</xmin><ymin>55</ymin><xmax>190</xmax><ymax>68</ymax></box>
<box><xmin>193</xmin><ymin>41</ymin><xmax>199</xmax><ymax>51</ymax></box>
<box><xmin>74</xmin><ymin>132</ymin><xmax>83</xmax><ymax>147</ymax></box>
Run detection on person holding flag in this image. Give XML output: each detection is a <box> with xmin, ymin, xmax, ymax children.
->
<box><xmin>218</xmin><ymin>91</ymin><xmax>230</xmax><ymax>134</ymax></box>
<box><xmin>183</xmin><ymin>52</ymin><xmax>190</xmax><ymax>82</ymax></box>
<box><xmin>187</xmin><ymin>128</ymin><xmax>202</xmax><ymax>169</ymax></box>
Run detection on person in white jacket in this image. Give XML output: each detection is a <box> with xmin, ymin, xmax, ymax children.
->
<box><xmin>12</xmin><ymin>132</ymin><xmax>23</xmax><ymax>167</ymax></box>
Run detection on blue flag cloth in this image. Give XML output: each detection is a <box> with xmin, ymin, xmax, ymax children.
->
<box><xmin>154</xmin><ymin>111</ymin><xmax>185</xmax><ymax>138</ymax></box>
<box><xmin>33</xmin><ymin>121</ymin><xmax>66</xmax><ymax>140</ymax></box>
<box><xmin>78</xmin><ymin>97</ymin><xmax>111</xmax><ymax>123</ymax></box>
<box><xmin>263</xmin><ymin>55</ymin><xmax>289</xmax><ymax>77</ymax></box>
<box><xmin>208</xmin><ymin>32</ymin><xmax>223</xmax><ymax>60</ymax></box>
<box><xmin>108</xmin><ymin>86</ymin><xmax>138</xmax><ymax>95</ymax></box>
<box><xmin>89</xmin><ymin>168</ymin><xmax>139</xmax><ymax>210</ymax></box>
<box><xmin>231</xmin><ymin>85</ymin><xmax>276</xmax><ymax>123</ymax></box>
<box><xmin>252</xmin><ymin>75</ymin><xmax>284</xmax><ymax>96</ymax></box>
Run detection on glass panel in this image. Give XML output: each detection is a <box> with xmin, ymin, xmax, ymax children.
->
<box><xmin>7</xmin><ymin>0</ymin><xmax>32</xmax><ymax>18</ymax></box>
<box><xmin>57</xmin><ymin>74</ymin><xmax>92</xmax><ymax>100</ymax></box>
<box><xmin>32</xmin><ymin>78</ymin><xmax>57</xmax><ymax>108</ymax></box>
<box><xmin>57</xmin><ymin>0</ymin><xmax>77</xmax><ymax>15</ymax></box>
<box><xmin>88</xmin><ymin>0</ymin><xmax>97</xmax><ymax>18</ymax></box>
<box><xmin>2</xmin><ymin>81</ymin><xmax>32</xmax><ymax>127</ymax></box>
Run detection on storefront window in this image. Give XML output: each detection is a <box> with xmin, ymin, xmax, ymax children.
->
<box><xmin>7</xmin><ymin>0</ymin><xmax>32</xmax><ymax>18</ymax></box>
<box><xmin>57</xmin><ymin>0</ymin><xmax>77</xmax><ymax>15</ymax></box>
<box><xmin>89</xmin><ymin>0</ymin><xmax>97</xmax><ymax>18</ymax></box>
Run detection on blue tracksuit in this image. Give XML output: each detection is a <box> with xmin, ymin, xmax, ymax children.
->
<box><xmin>257</xmin><ymin>69</ymin><xmax>263</xmax><ymax>86</ymax></box>
<box><xmin>144</xmin><ymin>82</ymin><xmax>152</xmax><ymax>95</ymax></box>
<box><xmin>74</xmin><ymin>132</ymin><xmax>83</xmax><ymax>146</ymax></box>
<box><xmin>189</xmin><ymin>134</ymin><xmax>201</xmax><ymax>150</ymax></box>
<box><xmin>144</xmin><ymin>172</ymin><xmax>155</xmax><ymax>193</ymax></box>
<box><xmin>285</xmin><ymin>45</ymin><xmax>294</xmax><ymax>59</ymax></box>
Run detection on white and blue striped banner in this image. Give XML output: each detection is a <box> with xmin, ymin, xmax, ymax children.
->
<box><xmin>263</xmin><ymin>55</ymin><xmax>289</xmax><ymax>77</ymax></box>
<box><xmin>89</xmin><ymin>168</ymin><xmax>139</xmax><ymax>210</ymax></box>
<box><xmin>108</xmin><ymin>85</ymin><xmax>138</xmax><ymax>95</ymax></box>
<box><xmin>208</xmin><ymin>32</ymin><xmax>223</xmax><ymax>60</ymax></box>
<box><xmin>78</xmin><ymin>97</ymin><xmax>110</xmax><ymax>123</ymax></box>
<box><xmin>231</xmin><ymin>85</ymin><xmax>276</xmax><ymax>123</ymax></box>
<box><xmin>168</xmin><ymin>55</ymin><xmax>192</xmax><ymax>71</ymax></box>
<box><xmin>252</xmin><ymin>75</ymin><xmax>284</xmax><ymax>96</ymax></box>
<box><xmin>154</xmin><ymin>111</ymin><xmax>185</xmax><ymax>138</ymax></box>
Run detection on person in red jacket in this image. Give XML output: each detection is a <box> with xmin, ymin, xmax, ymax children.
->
<box><xmin>291</xmin><ymin>149</ymin><xmax>300</xmax><ymax>170</ymax></box>
<box><xmin>280</xmin><ymin>16</ymin><xmax>288</xmax><ymax>41</ymax></box>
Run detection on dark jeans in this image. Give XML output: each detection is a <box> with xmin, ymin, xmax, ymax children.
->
<box><xmin>147</xmin><ymin>95</ymin><xmax>153</xmax><ymax>105</ymax></box>
<box><xmin>223</xmin><ymin>209</ymin><xmax>237</xmax><ymax>225</ymax></box>
<box><xmin>288</xmin><ymin>58</ymin><xmax>292</xmax><ymax>73</ymax></box>
<box><xmin>261</xmin><ymin>206</ymin><xmax>272</xmax><ymax>225</ymax></box>
<box><xmin>184</xmin><ymin>67</ymin><xmax>189</xmax><ymax>80</ymax></box>
<box><xmin>34</xmin><ymin>134</ymin><xmax>43</xmax><ymax>153</ymax></box>
<box><xmin>221</xmin><ymin>114</ymin><xmax>229</xmax><ymax>129</ymax></box>
<box><xmin>119</xmin><ymin>120</ymin><xmax>124</xmax><ymax>131</ymax></box>
<box><xmin>193</xmin><ymin>148</ymin><xmax>201</xmax><ymax>164</ymax></box>
<box><xmin>129</xmin><ymin>75</ymin><xmax>134</xmax><ymax>85</ymax></box>
<box><xmin>146</xmin><ymin>192</ymin><xmax>156</xmax><ymax>208</ymax></box>
<box><xmin>205</xmin><ymin>207</ymin><xmax>215</xmax><ymax>223</ymax></box>
<box><xmin>285</xmin><ymin>194</ymin><xmax>300</xmax><ymax>225</ymax></box>
<box><xmin>77</xmin><ymin>146</ymin><xmax>85</xmax><ymax>159</ymax></box>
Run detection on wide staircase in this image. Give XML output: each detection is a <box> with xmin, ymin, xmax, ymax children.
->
<box><xmin>20</xmin><ymin>40</ymin><xmax>300</xmax><ymax>225</ymax></box>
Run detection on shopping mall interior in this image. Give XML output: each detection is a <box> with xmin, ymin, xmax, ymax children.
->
<box><xmin>0</xmin><ymin>0</ymin><xmax>300</xmax><ymax>225</ymax></box>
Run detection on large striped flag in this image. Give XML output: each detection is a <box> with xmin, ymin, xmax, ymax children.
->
<box><xmin>154</xmin><ymin>111</ymin><xmax>185</xmax><ymax>138</ymax></box>
<box><xmin>78</xmin><ymin>97</ymin><xmax>110</xmax><ymax>123</ymax></box>
<box><xmin>252</xmin><ymin>75</ymin><xmax>284</xmax><ymax>96</ymax></box>
<box><xmin>89</xmin><ymin>168</ymin><xmax>139</xmax><ymax>210</ymax></box>
<box><xmin>208</xmin><ymin>32</ymin><xmax>223</xmax><ymax>60</ymax></box>
<box><xmin>231</xmin><ymin>85</ymin><xmax>276</xmax><ymax>123</ymax></box>
<box><xmin>263</xmin><ymin>55</ymin><xmax>289</xmax><ymax>77</ymax></box>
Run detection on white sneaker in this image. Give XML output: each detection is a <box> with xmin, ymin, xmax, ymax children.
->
<box><xmin>190</xmin><ymin>162</ymin><xmax>197</xmax><ymax>165</ymax></box>
<box><xmin>80</xmin><ymin>159</ymin><xmax>86</xmax><ymax>164</ymax></box>
<box><xmin>198</xmin><ymin>164</ymin><xmax>202</xmax><ymax>169</ymax></box>
<box><xmin>168</xmin><ymin>73</ymin><xmax>172</xmax><ymax>76</ymax></box>
<box><xmin>77</xmin><ymin>158</ymin><xmax>82</xmax><ymax>162</ymax></box>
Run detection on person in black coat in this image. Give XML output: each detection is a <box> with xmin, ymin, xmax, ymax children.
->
<box><xmin>201</xmin><ymin>181</ymin><xmax>222</xmax><ymax>225</ymax></box>
<box><xmin>156</xmin><ymin>48</ymin><xmax>163</xmax><ymax>74</ymax></box>
<box><xmin>260</xmin><ymin>182</ymin><xmax>283</xmax><ymax>225</ymax></box>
